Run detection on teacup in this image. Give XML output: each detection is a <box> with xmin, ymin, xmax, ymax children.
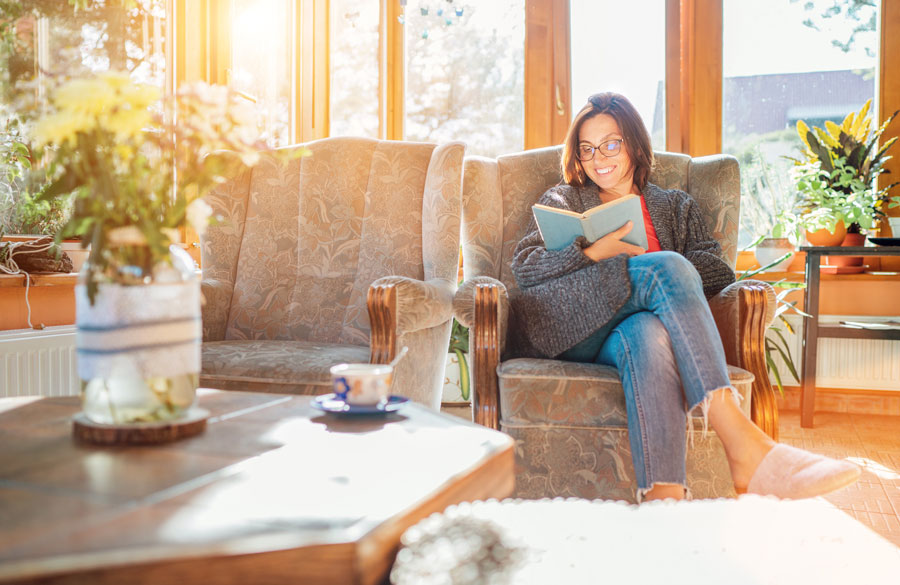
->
<box><xmin>330</xmin><ymin>363</ymin><xmax>393</xmax><ymax>406</ymax></box>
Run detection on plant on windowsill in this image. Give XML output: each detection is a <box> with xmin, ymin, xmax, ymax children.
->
<box><xmin>0</xmin><ymin>118</ymin><xmax>78</xmax><ymax>281</ymax></box>
<box><xmin>791</xmin><ymin>99</ymin><xmax>900</xmax><ymax>246</ymax></box>
<box><xmin>738</xmin><ymin>145</ymin><xmax>803</xmax><ymax>272</ymax></box>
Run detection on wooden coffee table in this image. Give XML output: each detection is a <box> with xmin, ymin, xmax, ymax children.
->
<box><xmin>0</xmin><ymin>390</ymin><xmax>514</xmax><ymax>584</ymax></box>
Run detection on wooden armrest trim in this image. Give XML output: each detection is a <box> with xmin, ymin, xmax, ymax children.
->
<box><xmin>473</xmin><ymin>284</ymin><xmax>501</xmax><ymax>430</ymax></box>
<box><xmin>367</xmin><ymin>284</ymin><xmax>398</xmax><ymax>365</ymax></box>
<box><xmin>739</xmin><ymin>284</ymin><xmax>779</xmax><ymax>440</ymax></box>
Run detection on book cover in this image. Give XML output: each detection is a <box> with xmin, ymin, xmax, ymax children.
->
<box><xmin>532</xmin><ymin>194</ymin><xmax>649</xmax><ymax>251</ymax></box>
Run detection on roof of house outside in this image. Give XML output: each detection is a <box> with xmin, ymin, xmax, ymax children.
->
<box><xmin>650</xmin><ymin>69</ymin><xmax>874</xmax><ymax>138</ymax></box>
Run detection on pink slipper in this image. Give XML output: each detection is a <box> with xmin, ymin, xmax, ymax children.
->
<box><xmin>745</xmin><ymin>444</ymin><xmax>861</xmax><ymax>499</ymax></box>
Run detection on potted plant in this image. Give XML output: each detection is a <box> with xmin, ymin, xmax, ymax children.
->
<box><xmin>741</xmin><ymin>147</ymin><xmax>801</xmax><ymax>272</ymax></box>
<box><xmin>34</xmin><ymin>72</ymin><xmax>271</xmax><ymax>425</ymax></box>
<box><xmin>738</xmin><ymin>266</ymin><xmax>809</xmax><ymax>396</ymax></box>
<box><xmin>792</xmin><ymin>99</ymin><xmax>900</xmax><ymax>249</ymax></box>
<box><xmin>444</xmin><ymin>318</ymin><xmax>471</xmax><ymax>403</ymax></box>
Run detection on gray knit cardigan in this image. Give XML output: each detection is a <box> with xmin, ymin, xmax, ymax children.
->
<box><xmin>508</xmin><ymin>182</ymin><xmax>735</xmax><ymax>359</ymax></box>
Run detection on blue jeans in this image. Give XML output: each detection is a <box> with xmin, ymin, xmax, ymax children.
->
<box><xmin>559</xmin><ymin>252</ymin><xmax>733</xmax><ymax>497</ymax></box>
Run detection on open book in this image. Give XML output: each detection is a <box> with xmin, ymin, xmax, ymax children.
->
<box><xmin>532</xmin><ymin>194</ymin><xmax>649</xmax><ymax>251</ymax></box>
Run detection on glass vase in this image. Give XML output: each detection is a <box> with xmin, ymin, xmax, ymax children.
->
<box><xmin>77</xmin><ymin>245</ymin><xmax>200</xmax><ymax>424</ymax></box>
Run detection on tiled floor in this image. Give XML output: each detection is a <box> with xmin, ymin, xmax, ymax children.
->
<box><xmin>443</xmin><ymin>404</ymin><xmax>900</xmax><ymax>548</ymax></box>
<box><xmin>778</xmin><ymin>410</ymin><xmax>900</xmax><ymax>548</ymax></box>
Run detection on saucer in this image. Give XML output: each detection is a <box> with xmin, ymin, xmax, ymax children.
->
<box><xmin>311</xmin><ymin>393</ymin><xmax>409</xmax><ymax>415</ymax></box>
<box><xmin>868</xmin><ymin>237</ymin><xmax>900</xmax><ymax>246</ymax></box>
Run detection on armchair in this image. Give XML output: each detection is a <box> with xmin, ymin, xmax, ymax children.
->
<box><xmin>454</xmin><ymin>146</ymin><xmax>777</xmax><ymax>501</ymax></box>
<box><xmin>200</xmin><ymin>137</ymin><xmax>464</xmax><ymax>409</ymax></box>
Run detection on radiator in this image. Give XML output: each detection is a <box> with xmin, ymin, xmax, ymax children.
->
<box><xmin>0</xmin><ymin>326</ymin><xmax>79</xmax><ymax>397</ymax></box>
<box><xmin>772</xmin><ymin>315</ymin><xmax>900</xmax><ymax>391</ymax></box>
<box><xmin>0</xmin><ymin>316</ymin><xmax>896</xmax><ymax>398</ymax></box>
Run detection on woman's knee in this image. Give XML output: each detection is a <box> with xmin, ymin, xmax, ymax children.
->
<box><xmin>634</xmin><ymin>251</ymin><xmax>702</xmax><ymax>291</ymax></box>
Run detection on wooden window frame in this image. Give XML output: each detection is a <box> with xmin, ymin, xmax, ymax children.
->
<box><xmin>175</xmin><ymin>0</ymin><xmax>328</xmax><ymax>143</ymax></box>
<box><xmin>879</xmin><ymin>1</ymin><xmax>900</xmax><ymax>203</ymax></box>
<box><xmin>176</xmin><ymin>0</ymin><xmax>898</xmax><ymax>163</ymax></box>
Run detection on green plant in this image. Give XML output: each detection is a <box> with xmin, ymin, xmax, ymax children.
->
<box><xmin>790</xmin><ymin>157</ymin><xmax>882</xmax><ymax>234</ymax></box>
<box><xmin>0</xmin><ymin>116</ymin><xmax>70</xmax><ymax>236</ymax></box>
<box><xmin>739</xmin><ymin>259</ymin><xmax>810</xmax><ymax>396</ymax></box>
<box><xmin>448</xmin><ymin>318</ymin><xmax>470</xmax><ymax>401</ymax></box>
<box><xmin>0</xmin><ymin>190</ymin><xmax>71</xmax><ymax>236</ymax></box>
<box><xmin>734</xmin><ymin>137</ymin><xmax>803</xmax><ymax>247</ymax></box>
<box><xmin>792</xmin><ymin>99</ymin><xmax>900</xmax><ymax>233</ymax></box>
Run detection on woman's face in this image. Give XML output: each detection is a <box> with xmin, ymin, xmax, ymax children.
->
<box><xmin>577</xmin><ymin>113</ymin><xmax>636</xmax><ymax>198</ymax></box>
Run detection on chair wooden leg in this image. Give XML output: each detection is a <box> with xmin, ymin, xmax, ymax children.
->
<box><xmin>739</xmin><ymin>285</ymin><xmax>779</xmax><ymax>440</ymax></box>
<box><xmin>367</xmin><ymin>284</ymin><xmax>397</xmax><ymax>365</ymax></box>
<box><xmin>473</xmin><ymin>284</ymin><xmax>501</xmax><ymax>430</ymax></box>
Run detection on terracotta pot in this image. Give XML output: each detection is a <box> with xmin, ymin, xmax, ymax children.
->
<box><xmin>805</xmin><ymin>221</ymin><xmax>847</xmax><ymax>247</ymax></box>
<box><xmin>754</xmin><ymin>238</ymin><xmax>794</xmax><ymax>271</ymax></box>
<box><xmin>826</xmin><ymin>232</ymin><xmax>866</xmax><ymax>267</ymax></box>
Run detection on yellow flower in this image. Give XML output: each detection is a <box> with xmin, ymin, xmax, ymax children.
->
<box><xmin>32</xmin><ymin>110</ymin><xmax>94</xmax><ymax>147</ymax></box>
<box><xmin>115</xmin><ymin>144</ymin><xmax>134</xmax><ymax>163</ymax></box>
<box><xmin>98</xmin><ymin>71</ymin><xmax>132</xmax><ymax>91</ymax></box>
<box><xmin>102</xmin><ymin>107</ymin><xmax>152</xmax><ymax>139</ymax></box>
<box><xmin>54</xmin><ymin>78</ymin><xmax>118</xmax><ymax>116</ymax></box>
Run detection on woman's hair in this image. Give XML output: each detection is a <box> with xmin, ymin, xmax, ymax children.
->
<box><xmin>561</xmin><ymin>92</ymin><xmax>654</xmax><ymax>191</ymax></box>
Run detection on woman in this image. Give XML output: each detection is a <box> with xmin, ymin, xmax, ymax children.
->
<box><xmin>510</xmin><ymin>92</ymin><xmax>859</xmax><ymax>502</ymax></box>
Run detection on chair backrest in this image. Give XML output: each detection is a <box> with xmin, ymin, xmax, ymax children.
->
<box><xmin>461</xmin><ymin>145</ymin><xmax>740</xmax><ymax>292</ymax></box>
<box><xmin>202</xmin><ymin>136</ymin><xmax>464</xmax><ymax>344</ymax></box>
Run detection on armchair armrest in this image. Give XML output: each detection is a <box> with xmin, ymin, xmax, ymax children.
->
<box><xmin>201</xmin><ymin>278</ymin><xmax>235</xmax><ymax>342</ymax></box>
<box><xmin>367</xmin><ymin>276</ymin><xmax>455</xmax><ymax>364</ymax></box>
<box><xmin>453</xmin><ymin>277</ymin><xmax>510</xmax><ymax>430</ymax></box>
<box><xmin>708</xmin><ymin>279</ymin><xmax>779</xmax><ymax>440</ymax></box>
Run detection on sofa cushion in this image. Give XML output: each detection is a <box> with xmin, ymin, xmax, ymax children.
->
<box><xmin>498</xmin><ymin>358</ymin><xmax>753</xmax><ymax>428</ymax></box>
<box><xmin>201</xmin><ymin>340</ymin><xmax>369</xmax><ymax>394</ymax></box>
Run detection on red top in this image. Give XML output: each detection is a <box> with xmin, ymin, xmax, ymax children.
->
<box><xmin>640</xmin><ymin>196</ymin><xmax>662</xmax><ymax>252</ymax></box>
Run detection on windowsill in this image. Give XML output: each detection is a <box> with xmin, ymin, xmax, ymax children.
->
<box><xmin>0</xmin><ymin>273</ymin><xmax>79</xmax><ymax>288</ymax></box>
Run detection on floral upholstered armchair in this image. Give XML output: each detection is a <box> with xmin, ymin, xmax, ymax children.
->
<box><xmin>200</xmin><ymin>137</ymin><xmax>465</xmax><ymax>409</ymax></box>
<box><xmin>453</xmin><ymin>146</ymin><xmax>777</xmax><ymax>501</ymax></box>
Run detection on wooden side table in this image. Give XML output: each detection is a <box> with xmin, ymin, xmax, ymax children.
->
<box><xmin>800</xmin><ymin>245</ymin><xmax>900</xmax><ymax>427</ymax></box>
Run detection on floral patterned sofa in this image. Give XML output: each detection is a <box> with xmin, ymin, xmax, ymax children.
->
<box><xmin>453</xmin><ymin>146</ymin><xmax>777</xmax><ymax>502</ymax></box>
<box><xmin>199</xmin><ymin>137</ymin><xmax>465</xmax><ymax>409</ymax></box>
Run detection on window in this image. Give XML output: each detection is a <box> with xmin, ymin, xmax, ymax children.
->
<box><xmin>1</xmin><ymin>1</ymin><xmax>169</xmax><ymax>235</ymax></box>
<box><xmin>403</xmin><ymin>0</ymin><xmax>525</xmax><ymax>157</ymax></box>
<box><xmin>1</xmin><ymin>1</ymin><xmax>168</xmax><ymax>99</ymax></box>
<box><xmin>230</xmin><ymin>0</ymin><xmax>292</xmax><ymax>147</ymax></box>
<box><xmin>569</xmin><ymin>0</ymin><xmax>666</xmax><ymax>149</ymax></box>
<box><xmin>723</xmin><ymin>0</ymin><xmax>879</xmax><ymax>248</ymax></box>
<box><xmin>330</xmin><ymin>0</ymin><xmax>381</xmax><ymax>138</ymax></box>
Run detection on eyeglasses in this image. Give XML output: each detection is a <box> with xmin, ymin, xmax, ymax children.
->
<box><xmin>577</xmin><ymin>139</ymin><xmax>624</xmax><ymax>161</ymax></box>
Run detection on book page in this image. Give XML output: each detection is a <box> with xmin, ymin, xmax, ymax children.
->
<box><xmin>582</xmin><ymin>195</ymin><xmax>648</xmax><ymax>249</ymax></box>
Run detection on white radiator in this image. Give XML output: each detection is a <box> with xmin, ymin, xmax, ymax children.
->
<box><xmin>772</xmin><ymin>315</ymin><xmax>900</xmax><ymax>391</ymax></box>
<box><xmin>0</xmin><ymin>326</ymin><xmax>79</xmax><ymax>397</ymax></box>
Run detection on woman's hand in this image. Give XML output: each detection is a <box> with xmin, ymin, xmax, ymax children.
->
<box><xmin>582</xmin><ymin>221</ymin><xmax>646</xmax><ymax>261</ymax></box>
